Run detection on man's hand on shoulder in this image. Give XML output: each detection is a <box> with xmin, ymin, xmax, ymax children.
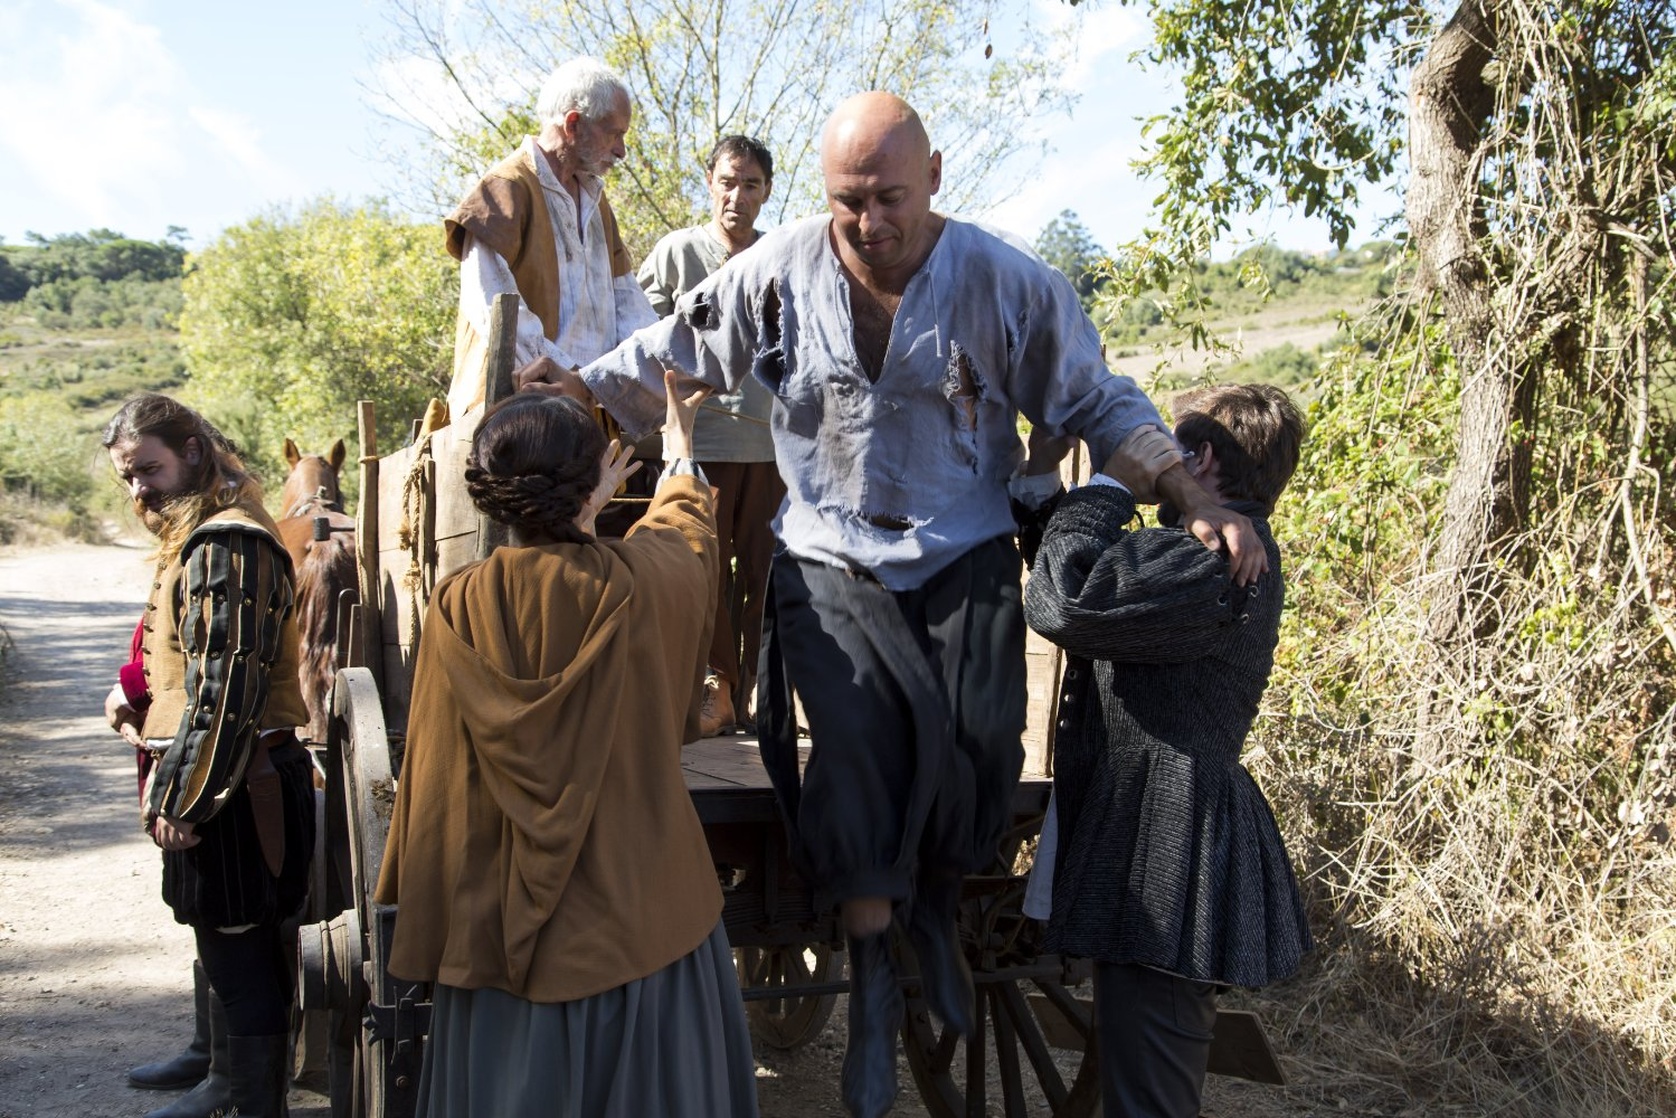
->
<box><xmin>1181</xmin><ymin>503</ymin><xmax>1265</xmax><ymax>586</ymax></box>
<box><xmin>514</xmin><ymin>356</ymin><xmax>595</xmax><ymax>407</ymax></box>
<box><xmin>1154</xmin><ymin>461</ymin><xmax>1269</xmax><ymax>586</ymax></box>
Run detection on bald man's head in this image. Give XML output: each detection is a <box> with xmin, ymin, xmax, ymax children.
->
<box><xmin>821</xmin><ymin>92</ymin><xmax>931</xmax><ymax>168</ymax></box>
<box><xmin>821</xmin><ymin>92</ymin><xmax>944</xmax><ymax>287</ymax></box>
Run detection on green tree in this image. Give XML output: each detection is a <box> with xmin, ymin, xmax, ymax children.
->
<box><xmin>178</xmin><ymin>199</ymin><xmax>458</xmax><ymax>474</ymax></box>
<box><xmin>1103</xmin><ymin>0</ymin><xmax>1675</xmax><ymax>654</ymax></box>
<box><xmin>0</xmin><ymin>249</ymin><xmax>29</xmax><ymax>302</ymax></box>
<box><xmin>15</xmin><ymin>229</ymin><xmax>185</xmax><ymax>286</ymax></box>
<box><xmin>1102</xmin><ymin>3</ymin><xmax>1676</xmax><ymax>1111</ymax></box>
<box><xmin>373</xmin><ymin>0</ymin><xmax>1074</xmax><ymax>254</ymax></box>
<box><xmin>1034</xmin><ymin>209</ymin><xmax>1106</xmax><ymax>309</ymax></box>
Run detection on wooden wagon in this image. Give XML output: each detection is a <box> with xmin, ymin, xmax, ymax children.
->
<box><xmin>292</xmin><ymin>297</ymin><xmax>1278</xmax><ymax>1117</ymax></box>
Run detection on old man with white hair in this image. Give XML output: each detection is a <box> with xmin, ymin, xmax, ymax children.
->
<box><xmin>444</xmin><ymin>55</ymin><xmax>658</xmax><ymax>418</ymax></box>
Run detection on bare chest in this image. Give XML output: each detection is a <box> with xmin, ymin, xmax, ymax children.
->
<box><xmin>848</xmin><ymin>282</ymin><xmax>902</xmax><ymax>383</ymax></box>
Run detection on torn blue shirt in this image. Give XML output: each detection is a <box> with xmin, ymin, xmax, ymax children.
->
<box><xmin>580</xmin><ymin>215</ymin><xmax>1165</xmax><ymax>590</ymax></box>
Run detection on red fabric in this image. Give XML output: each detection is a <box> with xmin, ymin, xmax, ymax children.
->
<box><xmin>121</xmin><ymin>618</ymin><xmax>153</xmax><ymax>799</ymax></box>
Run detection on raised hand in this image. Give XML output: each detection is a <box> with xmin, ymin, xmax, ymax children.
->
<box><xmin>661</xmin><ymin>368</ymin><xmax>710</xmax><ymax>462</ymax></box>
<box><xmin>576</xmin><ymin>439</ymin><xmax>643</xmax><ymax>537</ymax></box>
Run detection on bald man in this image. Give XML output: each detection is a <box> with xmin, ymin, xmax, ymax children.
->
<box><xmin>519</xmin><ymin>92</ymin><xmax>1264</xmax><ymax>1118</ymax></box>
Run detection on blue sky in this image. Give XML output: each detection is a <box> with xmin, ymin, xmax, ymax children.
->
<box><xmin>0</xmin><ymin>0</ymin><xmax>1396</xmax><ymax>255</ymax></box>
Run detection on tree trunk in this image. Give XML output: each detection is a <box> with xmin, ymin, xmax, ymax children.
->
<box><xmin>1405</xmin><ymin>0</ymin><xmax>1516</xmax><ymax>757</ymax></box>
<box><xmin>1409</xmin><ymin>0</ymin><xmax>1499</xmax><ymax>631</ymax></box>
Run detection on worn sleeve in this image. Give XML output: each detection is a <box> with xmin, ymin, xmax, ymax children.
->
<box><xmin>627</xmin><ymin>473</ymin><xmax>719</xmax><ymax>568</ymax></box>
<box><xmin>613</xmin><ymin>272</ymin><xmax>659</xmax><ymax>340</ymax></box>
<box><xmin>1023</xmin><ymin>486</ymin><xmax>1242</xmax><ymax>664</ymax></box>
<box><xmin>459</xmin><ymin>235</ymin><xmax>579</xmax><ymax>370</ymax></box>
<box><xmin>580</xmin><ymin>263</ymin><xmax>762</xmax><ymax>440</ymax></box>
<box><xmin>1003</xmin><ymin>262</ymin><xmax>1170</xmax><ymax>473</ymax></box>
<box><xmin>146</xmin><ymin>529</ymin><xmax>293</xmax><ymax>823</ymax></box>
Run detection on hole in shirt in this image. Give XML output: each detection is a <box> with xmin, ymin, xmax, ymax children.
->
<box><xmin>750</xmin><ymin>279</ymin><xmax>788</xmax><ymax>393</ymax></box>
<box><xmin>945</xmin><ymin>344</ymin><xmax>985</xmax><ymax>432</ymax></box>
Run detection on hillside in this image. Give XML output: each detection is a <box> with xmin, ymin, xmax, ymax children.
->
<box><xmin>0</xmin><ymin>231</ymin><xmax>186</xmax><ymax>542</ymax></box>
<box><xmin>0</xmin><ymin>228</ymin><xmax>1383</xmax><ymax>545</ymax></box>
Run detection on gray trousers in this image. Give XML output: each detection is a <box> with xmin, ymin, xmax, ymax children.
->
<box><xmin>1094</xmin><ymin>962</ymin><xmax>1220</xmax><ymax>1118</ymax></box>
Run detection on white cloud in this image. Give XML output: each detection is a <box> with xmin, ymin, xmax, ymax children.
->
<box><xmin>0</xmin><ymin>0</ymin><xmax>190</xmax><ymax>231</ymax></box>
<box><xmin>187</xmin><ymin>105</ymin><xmax>306</xmax><ymax>200</ymax></box>
<box><xmin>1034</xmin><ymin>0</ymin><xmax>1147</xmax><ymax>87</ymax></box>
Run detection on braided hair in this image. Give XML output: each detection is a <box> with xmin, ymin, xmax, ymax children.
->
<box><xmin>464</xmin><ymin>394</ymin><xmax>606</xmax><ymax>544</ymax></box>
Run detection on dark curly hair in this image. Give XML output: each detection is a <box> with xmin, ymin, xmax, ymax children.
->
<box><xmin>464</xmin><ymin>394</ymin><xmax>606</xmax><ymax>543</ymax></box>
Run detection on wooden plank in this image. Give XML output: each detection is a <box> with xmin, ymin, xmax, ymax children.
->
<box><xmin>1207</xmin><ymin>1009</ymin><xmax>1287</xmax><ymax>1085</ymax></box>
<box><xmin>428</xmin><ymin>425</ymin><xmax>480</xmax><ymax>543</ymax></box>
<box><xmin>478</xmin><ymin>293</ymin><xmax>517</xmax><ymax>559</ymax></box>
<box><xmin>435</xmin><ymin>534</ymin><xmax>480</xmax><ymax>582</ymax></box>
<box><xmin>379</xmin><ymin>643</ymin><xmax>412</xmax><ymax>737</ymax></box>
<box><xmin>355</xmin><ymin>400</ymin><xmax>381</xmax><ymax>687</ymax></box>
<box><xmin>682</xmin><ymin>771</ymin><xmax>744</xmax><ymax>792</ymax></box>
<box><xmin>682</xmin><ymin>738</ymin><xmax>776</xmax><ymax>789</ymax></box>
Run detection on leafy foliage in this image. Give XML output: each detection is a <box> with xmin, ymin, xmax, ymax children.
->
<box><xmin>6</xmin><ymin>228</ymin><xmax>187</xmax><ymax>287</ymax></box>
<box><xmin>374</xmin><ymin>0</ymin><xmax>1074</xmax><ymax>253</ymax></box>
<box><xmin>0</xmin><ymin>230</ymin><xmax>190</xmax><ymax>539</ymax></box>
<box><xmin>178</xmin><ymin>198</ymin><xmax>458</xmax><ymax>481</ymax></box>
<box><xmin>0</xmin><ymin>229</ymin><xmax>186</xmax><ymax>331</ymax></box>
<box><xmin>1101</xmin><ymin>1</ymin><xmax>1676</xmax><ymax>1110</ymax></box>
<box><xmin>20</xmin><ymin>275</ymin><xmax>182</xmax><ymax>331</ymax></box>
<box><xmin>0</xmin><ymin>252</ymin><xmax>29</xmax><ymax>302</ymax></box>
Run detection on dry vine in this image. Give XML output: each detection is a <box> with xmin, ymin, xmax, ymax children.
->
<box><xmin>1236</xmin><ymin>3</ymin><xmax>1676</xmax><ymax>1114</ymax></box>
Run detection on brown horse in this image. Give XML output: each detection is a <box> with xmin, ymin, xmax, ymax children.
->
<box><xmin>277</xmin><ymin>438</ymin><xmax>357</xmax><ymax>745</ymax></box>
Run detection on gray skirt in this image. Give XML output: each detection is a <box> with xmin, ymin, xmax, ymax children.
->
<box><xmin>417</xmin><ymin>920</ymin><xmax>759</xmax><ymax>1118</ymax></box>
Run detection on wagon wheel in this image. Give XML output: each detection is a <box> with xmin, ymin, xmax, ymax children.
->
<box><xmin>735</xmin><ymin>944</ymin><xmax>845</xmax><ymax>1050</ymax></box>
<box><xmin>335</xmin><ymin>666</ymin><xmax>426</xmax><ymax>1118</ymax></box>
<box><xmin>297</xmin><ymin>668</ymin><xmax>424</xmax><ymax>1118</ymax></box>
<box><xmin>901</xmin><ymin>801</ymin><xmax>1101</xmax><ymax>1117</ymax></box>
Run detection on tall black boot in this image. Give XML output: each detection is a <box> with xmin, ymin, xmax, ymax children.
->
<box><xmin>906</xmin><ymin>867</ymin><xmax>974</xmax><ymax>1037</ymax></box>
<box><xmin>128</xmin><ymin>962</ymin><xmax>213</xmax><ymax>1090</ymax></box>
<box><xmin>225</xmin><ymin>1034</ymin><xmax>290</xmax><ymax>1118</ymax></box>
<box><xmin>143</xmin><ymin>986</ymin><xmax>230</xmax><ymax>1118</ymax></box>
<box><xmin>841</xmin><ymin>932</ymin><xmax>902</xmax><ymax>1118</ymax></box>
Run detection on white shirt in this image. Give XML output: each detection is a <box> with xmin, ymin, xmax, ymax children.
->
<box><xmin>456</xmin><ymin>136</ymin><xmax>656</xmax><ymax>377</ymax></box>
<box><xmin>583</xmin><ymin>215</ymin><xmax>1165</xmax><ymax>589</ymax></box>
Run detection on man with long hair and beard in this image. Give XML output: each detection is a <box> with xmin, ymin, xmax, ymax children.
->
<box><xmin>102</xmin><ymin>393</ymin><xmax>315</xmax><ymax>1118</ymax></box>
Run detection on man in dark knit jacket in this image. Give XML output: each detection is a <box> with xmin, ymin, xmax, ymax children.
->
<box><xmin>1023</xmin><ymin>383</ymin><xmax>1312</xmax><ymax>1118</ymax></box>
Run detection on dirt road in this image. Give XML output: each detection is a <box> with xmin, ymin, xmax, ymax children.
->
<box><xmin>0</xmin><ymin>541</ymin><xmax>863</xmax><ymax>1117</ymax></box>
<box><xmin>0</xmin><ymin>541</ymin><xmax>1289</xmax><ymax>1118</ymax></box>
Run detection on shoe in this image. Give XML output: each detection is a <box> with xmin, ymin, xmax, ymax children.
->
<box><xmin>128</xmin><ymin>962</ymin><xmax>213</xmax><ymax>1090</ymax></box>
<box><xmin>143</xmin><ymin>984</ymin><xmax>230</xmax><ymax>1118</ymax></box>
<box><xmin>698</xmin><ymin>673</ymin><xmax>737</xmax><ymax>737</ymax></box>
<box><xmin>906</xmin><ymin>868</ymin><xmax>974</xmax><ymax>1037</ymax></box>
<box><xmin>225</xmin><ymin>1034</ymin><xmax>290</xmax><ymax>1118</ymax></box>
<box><xmin>841</xmin><ymin>933</ymin><xmax>902</xmax><ymax>1118</ymax></box>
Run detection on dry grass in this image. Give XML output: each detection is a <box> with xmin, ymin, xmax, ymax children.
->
<box><xmin>1247</xmin><ymin>493</ymin><xmax>1676</xmax><ymax>1115</ymax></box>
